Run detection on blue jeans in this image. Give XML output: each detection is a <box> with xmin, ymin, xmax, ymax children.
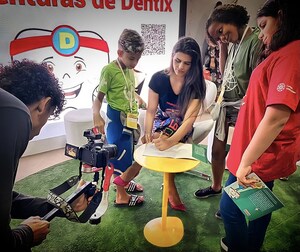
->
<box><xmin>220</xmin><ymin>173</ymin><xmax>274</xmax><ymax>252</ymax></box>
<box><xmin>106</xmin><ymin>105</ymin><xmax>133</xmax><ymax>174</ymax></box>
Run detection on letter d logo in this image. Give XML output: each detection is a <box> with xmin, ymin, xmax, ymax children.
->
<box><xmin>59</xmin><ymin>32</ymin><xmax>75</xmax><ymax>49</ymax></box>
<box><xmin>52</xmin><ymin>25</ymin><xmax>80</xmax><ymax>56</ymax></box>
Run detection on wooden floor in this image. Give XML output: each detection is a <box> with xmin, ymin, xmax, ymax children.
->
<box><xmin>16</xmin><ymin>148</ymin><xmax>71</xmax><ymax>182</ymax></box>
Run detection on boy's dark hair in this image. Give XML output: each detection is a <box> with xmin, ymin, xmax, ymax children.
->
<box><xmin>118</xmin><ymin>29</ymin><xmax>144</xmax><ymax>54</ymax></box>
<box><xmin>0</xmin><ymin>59</ymin><xmax>65</xmax><ymax>118</ymax></box>
<box><xmin>215</xmin><ymin>1</ymin><xmax>222</xmax><ymax>8</ymax></box>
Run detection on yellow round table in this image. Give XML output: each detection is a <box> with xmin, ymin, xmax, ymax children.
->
<box><xmin>134</xmin><ymin>144</ymin><xmax>200</xmax><ymax>247</ymax></box>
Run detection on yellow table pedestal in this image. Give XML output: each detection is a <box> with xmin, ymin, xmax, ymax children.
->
<box><xmin>144</xmin><ymin>216</ymin><xmax>183</xmax><ymax>247</ymax></box>
<box><xmin>134</xmin><ymin>144</ymin><xmax>200</xmax><ymax>247</ymax></box>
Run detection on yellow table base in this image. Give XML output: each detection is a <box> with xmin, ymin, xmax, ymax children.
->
<box><xmin>134</xmin><ymin>144</ymin><xmax>200</xmax><ymax>247</ymax></box>
<box><xmin>143</xmin><ymin>216</ymin><xmax>184</xmax><ymax>247</ymax></box>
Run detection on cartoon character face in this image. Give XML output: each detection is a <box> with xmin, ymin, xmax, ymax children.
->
<box><xmin>10</xmin><ymin>25</ymin><xmax>110</xmax><ymax>119</ymax></box>
<box><xmin>44</xmin><ymin>54</ymin><xmax>88</xmax><ymax>100</ymax></box>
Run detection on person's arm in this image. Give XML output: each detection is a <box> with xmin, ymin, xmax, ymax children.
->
<box><xmin>236</xmin><ymin>104</ymin><xmax>291</xmax><ymax>187</ymax></box>
<box><xmin>11</xmin><ymin>193</ymin><xmax>50</xmax><ymax>248</ymax></box>
<box><xmin>92</xmin><ymin>91</ymin><xmax>106</xmax><ymax>134</ymax></box>
<box><xmin>218</xmin><ymin>41</ymin><xmax>228</xmax><ymax>74</ymax></box>
<box><xmin>11</xmin><ymin>192</ymin><xmax>54</xmax><ymax>218</ymax></box>
<box><xmin>134</xmin><ymin>92</ymin><xmax>147</xmax><ymax>109</ymax></box>
<box><xmin>153</xmin><ymin>99</ymin><xmax>201</xmax><ymax>150</ymax></box>
<box><xmin>143</xmin><ymin>88</ymin><xmax>159</xmax><ymax>143</ymax></box>
<box><xmin>0</xmin><ymin>104</ymin><xmax>50</xmax><ymax>250</ymax></box>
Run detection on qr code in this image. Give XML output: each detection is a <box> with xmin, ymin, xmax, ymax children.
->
<box><xmin>141</xmin><ymin>24</ymin><xmax>166</xmax><ymax>55</ymax></box>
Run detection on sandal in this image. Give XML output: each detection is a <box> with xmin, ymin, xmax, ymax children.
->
<box><xmin>113</xmin><ymin>176</ymin><xmax>144</xmax><ymax>193</ymax></box>
<box><xmin>169</xmin><ymin>201</ymin><xmax>186</xmax><ymax>212</ymax></box>
<box><xmin>125</xmin><ymin>180</ymin><xmax>143</xmax><ymax>192</ymax></box>
<box><xmin>168</xmin><ymin>199</ymin><xmax>186</xmax><ymax>212</ymax></box>
<box><xmin>114</xmin><ymin>194</ymin><xmax>144</xmax><ymax>207</ymax></box>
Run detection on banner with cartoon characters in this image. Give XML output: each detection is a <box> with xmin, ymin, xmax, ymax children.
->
<box><xmin>0</xmin><ymin>1</ymin><xmax>181</xmax><ymax>147</ymax></box>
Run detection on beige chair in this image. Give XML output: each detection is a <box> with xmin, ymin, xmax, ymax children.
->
<box><xmin>185</xmin><ymin>79</ymin><xmax>218</xmax><ymax>180</ymax></box>
<box><xmin>64</xmin><ymin>108</ymin><xmax>107</xmax><ymax>147</ymax></box>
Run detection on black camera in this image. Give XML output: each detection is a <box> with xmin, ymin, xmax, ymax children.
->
<box><xmin>65</xmin><ymin>128</ymin><xmax>117</xmax><ymax>169</ymax></box>
<box><xmin>43</xmin><ymin>128</ymin><xmax>117</xmax><ymax>224</ymax></box>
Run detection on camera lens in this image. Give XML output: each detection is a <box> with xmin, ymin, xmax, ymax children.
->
<box><xmin>104</xmin><ymin>144</ymin><xmax>118</xmax><ymax>159</ymax></box>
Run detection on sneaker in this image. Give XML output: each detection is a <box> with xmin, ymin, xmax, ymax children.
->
<box><xmin>194</xmin><ymin>186</ymin><xmax>222</xmax><ymax>199</ymax></box>
<box><xmin>215</xmin><ymin>209</ymin><xmax>222</xmax><ymax>220</ymax></box>
<box><xmin>220</xmin><ymin>237</ymin><xmax>228</xmax><ymax>252</ymax></box>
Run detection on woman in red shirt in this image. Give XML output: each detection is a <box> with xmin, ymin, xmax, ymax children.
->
<box><xmin>220</xmin><ymin>0</ymin><xmax>300</xmax><ymax>251</ymax></box>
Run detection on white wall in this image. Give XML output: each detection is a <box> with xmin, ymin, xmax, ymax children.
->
<box><xmin>6</xmin><ymin>0</ymin><xmax>266</xmax><ymax>156</ymax></box>
<box><xmin>186</xmin><ymin>0</ymin><xmax>265</xmax><ymax>55</ymax></box>
<box><xmin>0</xmin><ymin>2</ymin><xmax>181</xmax><ymax>156</ymax></box>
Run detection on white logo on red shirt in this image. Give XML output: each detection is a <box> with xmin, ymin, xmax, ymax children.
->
<box><xmin>277</xmin><ymin>83</ymin><xmax>285</xmax><ymax>92</ymax></box>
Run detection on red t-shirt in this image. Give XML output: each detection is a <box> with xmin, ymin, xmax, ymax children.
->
<box><xmin>227</xmin><ymin>40</ymin><xmax>300</xmax><ymax>182</ymax></box>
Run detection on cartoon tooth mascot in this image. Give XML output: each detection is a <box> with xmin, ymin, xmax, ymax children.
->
<box><xmin>10</xmin><ymin>25</ymin><xmax>110</xmax><ymax>118</ymax></box>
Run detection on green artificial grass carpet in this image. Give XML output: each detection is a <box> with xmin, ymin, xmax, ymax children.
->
<box><xmin>12</xmin><ymin>159</ymin><xmax>300</xmax><ymax>252</ymax></box>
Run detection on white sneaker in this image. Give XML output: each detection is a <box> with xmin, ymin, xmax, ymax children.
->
<box><xmin>220</xmin><ymin>237</ymin><xmax>228</xmax><ymax>252</ymax></box>
<box><xmin>215</xmin><ymin>210</ymin><xmax>222</xmax><ymax>220</ymax></box>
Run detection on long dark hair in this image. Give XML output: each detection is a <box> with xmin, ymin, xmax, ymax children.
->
<box><xmin>166</xmin><ymin>36</ymin><xmax>206</xmax><ymax>117</ymax></box>
<box><xmin>257</xmin><ymin>0</ymin><xmax>300</xmax><ymax>57</ymax></box>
